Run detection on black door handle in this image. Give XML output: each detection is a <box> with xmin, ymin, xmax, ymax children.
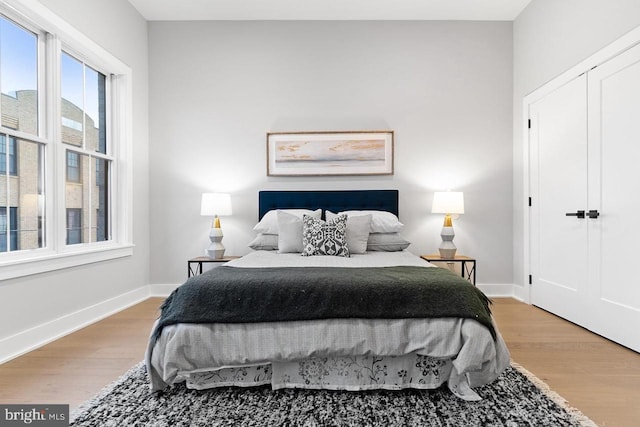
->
<box><xmin>587</xmin><ymin>210</ymin><xmax>600</xmax><ymax>219</ymax></box>
<box><xmin>566</xmin><ymin>210</ymin><xmax>585</xmax><ymax>218</ymax></box>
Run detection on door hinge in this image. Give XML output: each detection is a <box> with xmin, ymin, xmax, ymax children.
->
<box><xmin>529</xmin><ymin>274</ymin><xmax>532</xmax><ymax>285</ymax></box>
<box><xmin>528</xmin><ymin>119</ymin><xmax>531</xmax><ymax>129</ymax></box>
<box><xmin>528</xmin><ymin>197</ymin><xmax>532</xmax><ymax>207</ymax></box>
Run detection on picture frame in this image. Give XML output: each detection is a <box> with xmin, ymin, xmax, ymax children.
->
<box><xmin>266</xmin><ymin>130</ymin><xmax>394</xmax><ymax>176</ymax></box>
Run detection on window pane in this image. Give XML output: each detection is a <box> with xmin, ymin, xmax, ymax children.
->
<box><xmin>0</xmin><ymin>135</ymin><xmax>18</xmax><ymax>175</ymax></box>
<box><xmin>66</xmin><ymin>208</ymin><xmax>82</xmax><ymax>245</ymax></box>
<box><xmin>16</xmin><ymin>139</ymin><xmax>44</xmax><ymax>250</ymax></box>
<box><xmin>0</xmin><ymin>206</ymin><xmax>17</xmax><ymax>251</ymax></box>
<box><xmin>65</xmin><ymin>150</ymin><xmax>86</xmax><ymax>244</ymax></box>
<box><xmin>0</xmin><ymin>137</ymin><xmax>44</xmax><ymax>252</ymax></box>
<box><xmin>61</xmin><ymin>52</ymin><xmax>83</xmax><ymax>147</ymax></box>
<box><xmin>0</xmin><ymin>150</ymin><xmax>6</xmax><ymax>251</ymax></box>
<box><xmin>61</xmin><ymin>53</ymin><xmax>107</xmax><ymax>154</ymax></box>
<box><xmin>65</xmin><ymin>152</ymin><xmax>110</xmax><ymax>244</ymax></box>
<box><xmin>0</xmin><ymin>16</ymin><xmax>38</xmax><ymax>135</ymax></box>
<box><xmin>94</xmin><ymin>158</ymin><xmax>109</xmax><ymax>241</ymax></box>
<box><xmin>66</xmin><ymin>151</ymin><xmax>81</xmax><ymax>182</ymax></box>
<box><xmin>0</xmin><ymin>207</ymin><xmax>6</xmax><ymax>252</ymax></box>
<box><xmin>10</xmin><ymin>207</ymin><xmax>18</xmax><ymax>249</ymax></box>
<box><xmin>9</xmin><ymin>135</ymin><xmax>17</xmax><ymax>175</ymax></box>
<box><xmin>85</xmin><ymin>66</ymin><xmax>107</xmax><ymax>154</ymax></box>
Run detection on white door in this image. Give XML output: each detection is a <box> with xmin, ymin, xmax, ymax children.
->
<box><xmin>586</xmin><ymin>43</ymin><xmax>640</xmax><ymax>352</ymax></box>
<box><xmin>529</xmin><ymin>74</ymin><xmax>589</xmax><ymax>326</ymax></box>
<box><xmin>529</xmin><ymin>44</ymin><xmax>640</xmax><ymax>353</ymax></box>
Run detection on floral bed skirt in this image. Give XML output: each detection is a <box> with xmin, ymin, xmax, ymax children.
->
<box><xmin>183</xmin><ymin>352</ymin><xmax>482</xmax><ymax>401</ymax></box>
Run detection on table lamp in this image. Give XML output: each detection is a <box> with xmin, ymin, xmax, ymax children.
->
<box><xmin>200</xmin><ymin>192</ymin><xmax>232</xmax><ymax>259</ymax></box>
<box><xmin>431</xmin><ymin>191</ymin><xmax>464</xmax><ymax>258</ymax></box>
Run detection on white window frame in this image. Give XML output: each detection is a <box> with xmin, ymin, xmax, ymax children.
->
<box><xmin>0</xmin><ymin>0</ymin><xmax>133</xmax><ymax>280</ymax></box>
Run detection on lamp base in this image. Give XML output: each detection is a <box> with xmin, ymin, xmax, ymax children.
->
<box><xmin>439</xmin><ymin>225</ymin><xmax>457</xmax><ymax>258</ymax></box>
<box><xmin>207</xmin><ymin>227</ymin><xmax>225</xmax><ymax>259</ymax></box>
<box><xmin>206</xmin><ymin>244</ymin><xmax>225</xmax><ymax>259</ymax></box>
<box><xmin>438</xmin><ymin>247</ymin><xmax>457</xmax><ymax>258</ymax></box>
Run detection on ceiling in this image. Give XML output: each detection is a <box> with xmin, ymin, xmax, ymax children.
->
<box><xmin>127</xmin><ymin>0</ymin><xmax>533</xmax><ymax>21</ymax></box>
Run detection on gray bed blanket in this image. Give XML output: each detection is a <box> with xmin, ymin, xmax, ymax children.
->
<box><xmin>153</xmin><ymin>265</ymin><xmax>495</xmax><ymax>341</ymax></box>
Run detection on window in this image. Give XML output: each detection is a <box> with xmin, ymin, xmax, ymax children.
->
<box><xmin>0</xmin><ymin>207</ymin><xmax>18</xmax><ymax>252</ymax></box>
<box><xmin>0</xmin><ymin>14</ymin><xmax>38</xmax><ymax>134</ymax></box>
<box><xmin>66</xmin><ymin>208</ymin><xmax>82</xmax><ymax>245</ymax></box>
<box><xmin>66</xmin><ymin>150</ymin><xmax>80</xmax><ymax>182</ymax></box>
<box><xmin>0</xmin><ymin>16</ymin><xmax>43</xmax><ymax>256</ymax></box>
<box><xmin>0</xmin><ymin>4</ymin><xmax>132</xmax><ymax>280</ymax></box>
<box><xmin>62</xmin><ymin>53</ymin><xmax>110</xmax><ymax>244</ymax></box>
<box><xmin>0</xmin><ymin>135</ymin><xmax>18</xmax><ymax>175</ymax></box>
<box><xmin>61</xmin><ymin>52</ymin><xmax>107</xmax><ymax>153</ymax></box>
<box><xmin>94</xmin><ymin>158</ymin><xmax>109</xmax><ymax>242</ymax></box>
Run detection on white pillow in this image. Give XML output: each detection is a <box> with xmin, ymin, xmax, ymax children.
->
<box><xmin>366</xmin><ymin>233</ymin><xmax>411</xmax><ymax>251</ymax></box>
<box><xmin>277</xmin><ymin>211</ymin><xmax>305</xmax><ymax>253</ymax></box>
<box><xmin>248</xmin><ymin>233</ymin><xmax>278</xmax><ymax>251</ymax></box>
<box><xmin>335</xmin><ymin>210</ymin><xmax>403</xmax><ymax>233</ymax></box>
<box><xmin>253</xmin><ymin>209</ymin><xmax>322</xmax><ymax>235</ymax></box>
<box><xmin>326</xmin><ymin>211</ymin><xmax>371</xmax><ymax>254</ymax></box>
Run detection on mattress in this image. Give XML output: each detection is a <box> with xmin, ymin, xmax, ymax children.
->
<box><xmin>146</xmin><ymin>250</ymin><xmax>510</xmax><ymax>401</ymax></box>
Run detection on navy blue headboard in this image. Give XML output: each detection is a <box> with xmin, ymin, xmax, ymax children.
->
<box><xmin>258</xmin><ymin>190</ymin><xmax>399</xmax><ymax>220</ymax></box>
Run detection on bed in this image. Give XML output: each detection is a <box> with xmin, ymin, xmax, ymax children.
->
<box><xmin>146</xmin><ymin>190</ymin><xmax>510</xmax><ymax>401</ymax></box>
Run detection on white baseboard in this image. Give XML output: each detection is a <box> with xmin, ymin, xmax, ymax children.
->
<box><xmin>511</xmin><ymin>283</ymin><xmax>529</xmax><ymax>303</ymax></box>
<box><xmin>477</xmin><ymin>283</ymin><xmax>517</xmax><ymax>298</ymax></box>
<box><xmin>148</xmin><ymin>283</ymin><xmax>180</xmax><ymax>297</ymax></box>
<box><xmin>0</xmin><ymin>286</ymin><xmax>150</xmax><ymax>365</ymax></box>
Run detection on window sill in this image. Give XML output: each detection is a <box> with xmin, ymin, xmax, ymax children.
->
<box><xmin>0</xmin><ymin>243</ymin><xmax>134</xmax><ymax>281</ymax></box>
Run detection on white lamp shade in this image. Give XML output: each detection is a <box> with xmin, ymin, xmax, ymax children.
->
<box><xmin>431</xmin><ymin>191</ymin><xmax>464</xmax><ymax>214</ymax></box>
<box><xmin>200</xmin><ymin>193</ymin><xmax>232</xmax><ymax>216</ymax></box>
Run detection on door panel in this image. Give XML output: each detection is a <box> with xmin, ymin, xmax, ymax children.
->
<box><xmin>587</xmin><ymin>43</ymin><xmax>640</xmax><ymax>352</ymax></box>
<box><xmin>530</xmin><ymin>74</ymin><xmax>588</xmax><ymax>325</ymax></box>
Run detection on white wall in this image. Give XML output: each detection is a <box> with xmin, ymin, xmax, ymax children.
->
<box><xmin>148</xmin><ymin>21</ymin><xmax>513</xmax><ymax>287</ymax></box>
<box><xmin>0</xmin><ymin>0</ymin><xmax>149</xmax><ymax>359</ymax></box>
<box><xmin>512</xmin><ymin>0</ymin><xmax>640</xmax><ymax>293</ymax></box>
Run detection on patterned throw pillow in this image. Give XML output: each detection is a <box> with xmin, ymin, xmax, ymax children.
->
<box><xmin>302</xmin><ymin>214</ymin><xmax>350</xmax><ymax>257</ymax></box>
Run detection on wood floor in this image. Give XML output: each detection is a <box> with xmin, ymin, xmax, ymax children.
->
<box><xmin>1</xmin><ymin>297</ymin><xmax>639</xmax><ymax>426</ymax></box>
<box><xmin>0</xmin><ymin>298</ymin><xmax>160</xmax><ymax>411</ymax></box>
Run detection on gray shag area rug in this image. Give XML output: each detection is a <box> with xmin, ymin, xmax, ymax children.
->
<box><xmin>70</xmin><ymin>362</ymin><xmax>598</xmax><ymax>427</ymax></box>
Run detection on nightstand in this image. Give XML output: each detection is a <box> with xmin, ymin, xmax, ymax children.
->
<box><xmin>421</xmin><ymin>254</ymin><xmax>476</xmax><ymax>285</ymax></box>
<box><xmin>187</xmin><ymin>256</ymin><xmax>241</xmax><ymax>278</ymax></box>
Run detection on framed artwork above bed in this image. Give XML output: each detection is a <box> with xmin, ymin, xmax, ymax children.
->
<box><xmin>266</xmin><ymin>130</ymin><xmax>394</xmax><ymax>176</ymax></box>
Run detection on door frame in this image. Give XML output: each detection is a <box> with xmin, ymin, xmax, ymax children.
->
<box><xmin>521</xmin><ymin>26</ymin><xmax>640</xmax><ymax>304</ymax></box>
